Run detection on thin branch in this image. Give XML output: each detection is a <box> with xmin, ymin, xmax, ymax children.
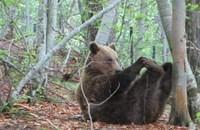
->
<box><xmin>61</xmin><ymin>47</ymin><xmax>72</xmax><ymax>71</ymax></box>
<box><xmin>79</xmin><ymin>69</ymin><xmax>94</xmax><ymax>130</ymax></box>
<box><xmin>116</xmin><ymin>0</ymin><xmax>128</xmax><ymax>42</ymax></box>
<box><xmin>187</xmin><ymin>40</ymin><xmax>200</xmax><ymax>52</ymax></box>
<box><xmin>0</xmin><ymin>58</ymin><xmax>24</xmax><ymax>75</ymax></box>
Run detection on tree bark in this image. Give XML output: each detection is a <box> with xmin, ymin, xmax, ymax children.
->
<box><xmin>156</xmin><ymin>0</ymin><xmax>172</xmax><ymax>48</ymax></box>
<box><xmin>169</xmin><ymin>0</ymin><xmax>191</xmax><ymax>125</ymax></box>
<box><xmin>136</xmin><ymin>0</ymin><xmax>147</xmax><ymax>58</ymax></box>
<box><xmin>1</xmin><ymin>3</ymin><xmax>16</xmax><ymax>40</ymax></box>
<box><xmin>25</xmin><ymin>0</ymin><xmax>31</xmax><ymax>45</ymax></box>
<box><xmin>186</xmin><ymin>57</ymin><xmax>200</xmax><ymax>120</ymax></box>
<box><xmin>86</xmin><ymin>0</ymin><xmax>103</xmax><ymax>42</ymax></box>
<box><xmin>95</xmin><ymin>0</ymin><xmax>118</xmax><ymax>45</ymax></box>
<box><xmin>9</xmin><ymin>0</ymin><xmax>122</xmax><ymax>101</ymax></box>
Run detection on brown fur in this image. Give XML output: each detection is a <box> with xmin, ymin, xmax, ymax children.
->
<box><xmin>76</xmin><ymin>42</ymin><xmax>172</xmax><ymax>124</ymax></box>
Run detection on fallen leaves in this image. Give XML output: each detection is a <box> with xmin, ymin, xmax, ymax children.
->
<box><xmin>0</xmin><ymin>100</ymin><xmax>190</xmax><ymax>130</ymax></box>
<box><xmin>0</xmin><ymin>83</ymin><xmax>196</xmax><ymax>130</ymax></box>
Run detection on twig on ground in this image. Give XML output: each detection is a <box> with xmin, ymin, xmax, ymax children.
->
<box><xmin>13</xmin><ymin>103</ymin><xmax>34</xmax><ymax>111</ymax></box>
<box><xmin>29</xmin><ymin>112</ymin><xmax>59</xmax><ymax>129</ymax></box>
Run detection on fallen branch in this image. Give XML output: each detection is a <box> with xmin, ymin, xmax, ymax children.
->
<box><xmin>29</xmin><ymin>112</ymin><xmax>59</xmax><ymax>129</ymax></box>
<box><xmin>13</xmin><ymin>103</ymin><xmax>34</xmax><ymax>111</ymax></box>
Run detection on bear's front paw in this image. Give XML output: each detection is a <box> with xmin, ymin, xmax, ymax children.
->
<box><xmin>143</xmin><ymin>59</ymin><xmax>164</xmax><ymax>73</ymax></box>
<box><xmin>143</xmin><ymin>59</ymin><xmax>157</xmax><ymax>69</ymax></box>
<box><xmin>137</xmin><ymin>57</ymin><xmax>148</xmax><ymax>64</ymax></box>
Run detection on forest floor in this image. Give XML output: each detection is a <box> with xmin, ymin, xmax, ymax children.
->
<box><xmin>0</xmin><ymin>82</ymin><xmax>198</xmax><ymax>130</ymax></box>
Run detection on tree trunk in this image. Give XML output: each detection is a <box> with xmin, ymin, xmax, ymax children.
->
<box><xmin>2</xmin><ymin>4</ymin><xmax>16</xmax><ymax>40</ymax></box>
<box><xmin>25</xmin><ymin>0</ymin><xmax>31</xmax><ymax>45</ymax></box>
<box><xmin>161</xmin><ymin>26</ymin><xmax>168</xmax><ymax>63</ymax></box>
<box><xmin>136</xmin><ymin>0</ymin><xmax>146</xmax><ymax>58</ymax></box>
<box><xmin>25</xmin><ymin>0</ymin><xmax>48</xmax><ymax>103</ymax></box>
<box><xmin>86</xmin><ymin>0</ymin><xmax>103</xmax><ymax>42</ymax></box>
<box><xmin>186</xmin><ymin>57</ymin><xmax>200</xmax><ymax>120</ymax></box>
<box><xmin>156</xmin><ymin>0</ymin><xmax>172</xmax><ymax>48</ymax></box>
<box><xmin>95</xmin><ymin>0</ymin><xmax>118</xmax><ymax>45</ymax></box>
<box><xmin>158</xmin><ymin>14</ymin><xmax>169</xmax><ymax>63</ymax></box>
<box><xmin>169</xmin><ymin>0</ymin><xmax>192</xmax><ymax>125</ymax></box>
<box><xmin>156</xmin><ymin>0</ymin><xmax>200</xmax><ymax>126</ymax></box>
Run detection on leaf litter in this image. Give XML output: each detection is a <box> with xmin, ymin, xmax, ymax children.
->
<box><xmin>0</xmin><ymin>83</ymin><xmax>196</xmax><ymax>130</ymax></box>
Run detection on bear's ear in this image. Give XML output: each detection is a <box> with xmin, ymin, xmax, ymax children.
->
<box><xmin>89</xmin><ymin>42</ymin><xmax>99</xmax><ymax>54</ymax></box>
<box><xmin>109</xmin><ymin>43</ymin><xmax>115</xmax><ymax>51</ymax></box>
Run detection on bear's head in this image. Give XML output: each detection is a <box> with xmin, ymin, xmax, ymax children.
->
<box><xmin>87</xmin><ymin>42</ymin><xmax>122</xmax><ymax>75</ymax></box>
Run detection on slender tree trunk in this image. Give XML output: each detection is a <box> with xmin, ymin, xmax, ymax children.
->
<box><xmin>169</xmin><ymin>0</ymin><xmax>192</xmax><ymax>125</ymax></box>
<box><xmin>2</xmin><ymin>4</ymin><xmax>16</xmax><ymax>40</ymax></box>
<box><xmin>156</xmin><ymin>0</ymin><xmax>172</xmax><ymax>48</ymax></box>
<box><xmin>46</xmin><ymin>0</ymin><xmax>58</xmax><ymax>52</ymax></box>
<box><xmin>25</xmin><ymin>0</ymin><xmax>48</xmax><ymax>103</ymax></box>
<box><xmin>25</xmin><ymin>0</ymin><xmax>31</xmax><ymax>45</ymax></box>
<box><xmin>157</xmin><ymin>14</ymin><xmax>168</xmax><ymax>63</ymax></box>
<box><xmin>186</xmin><ymin>57</ymin><xmax>200</xmax><ymax>120</ymax></box>
<box><xmin>161</xmin><ymin>26</ymin><xmax>168</xmax><ymax>63</ymax></box>
<box><xmin>136</xmin><ymin>0</ymin><xmax>146</xmax><ymax>58</ymax></box>
<box><xmin>86</xmin><ymin>0</ymin><xmax>103</xmax><ymax>42</ymax></box>
<box><xmin>95</xmin><ymin>0</ymin><xmax>118</xmax><ymax>45</ymax></box>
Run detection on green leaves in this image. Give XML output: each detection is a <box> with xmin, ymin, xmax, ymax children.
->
<box><xmin>196</xmin><ymin>112</ymin><xmax>200</xmax><ymax>122</ymax></box>
<box><xmin>135</xmin><ymin>13</ymin><xmax>145</xmax><ymax>21</ymax></box>
<box><xmin>0</xmin><ymin>50</ymin><xmax>7</xmax><ymax>59</ymax></box>
<box><xmin>187</xmin><ymin>3</ymin><xmax>199</xmax><ymax>11</ymax></box>
<box><xmin>2</xmin><ymin>0</ymin><xmax>17</xmax><ymax>7</ymax></box>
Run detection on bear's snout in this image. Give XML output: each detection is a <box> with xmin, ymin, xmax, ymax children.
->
<box><xmin>115</xmin><ymin>67</ymin><xmax>123</xmax><ymax>73</ymax></box>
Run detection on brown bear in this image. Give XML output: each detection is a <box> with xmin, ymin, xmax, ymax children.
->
<box><xmin>76</xmin><ymin>41</ymin><xmax>172</xmax><ymax>124</ymax></box>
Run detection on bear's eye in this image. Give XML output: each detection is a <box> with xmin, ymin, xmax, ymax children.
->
<box><xmin>107</xmin><ymin>58</ymin><xmax>112</xmax><ymax>62</ymax></box>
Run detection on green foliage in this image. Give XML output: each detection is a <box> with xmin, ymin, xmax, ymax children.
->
<box><xmin>187</xmin><ymin>3</ymin><xmax>199</xmax><ymax>11</ymax></box>
<box><xmin>64</xmin><ymin>81</ymin><xmax>78</xmax><ymax>91</ymax></box>
<box><xmin>135</xmin><ymin>14</ymin><xmax>145</xmax><ymax>21</ymax></box>
<box><xmin>36</xmin><ymin>87</ymin><xmax>45</xmax><ymax>100</ymax></box>
<box><xmin>196</xmin><ymin>112</ymin><xmax>200</xmax><ymax>122</ymax></box>
<box><xmin>0</xmin><ymin>50</ymin><xmax>7</xmax><ymax>59</ymax></box>
<box><xmin>1</xmin><ymin>102</ymin><xmax>12</xmax><ymax>113</ymax></box>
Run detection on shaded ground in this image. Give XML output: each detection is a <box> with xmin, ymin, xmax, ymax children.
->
<box><xmin>0</xmin><ymin>83</ymin><xmax>191</xmax><ymax>130</ymax></box>
<box><xmin>0</xmin><ymin>101</ymin><xmax>189</xmax><ymax>130</ymax></box>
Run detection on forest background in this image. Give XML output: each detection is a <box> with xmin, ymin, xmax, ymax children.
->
<box><xmin>0</xmin><ymin>0</ymin><xmax>200</xmax><ymax>129</ymax></box>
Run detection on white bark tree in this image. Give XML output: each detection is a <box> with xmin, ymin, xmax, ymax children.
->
<box><xmin>169</xmin><ymin>0</ymin><xmax>191</xmax><ymax>125</ymax></box>
<box><xmin>95</xmin><ymin>0</ymin><xmax>118</xmax><ymax>45</ymax></box>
